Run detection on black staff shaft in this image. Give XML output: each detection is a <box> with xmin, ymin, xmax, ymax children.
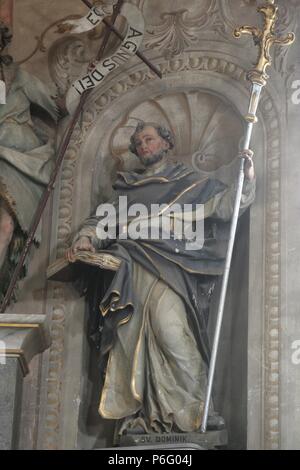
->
<box><xmin>80</xmin><ymin>0</ymin><xmax>162</xmax><ymax>78</ymax></box>
<box><xmin>0</xmin><ymin>0</ymin><xmax>125</xmax><ymax>313</ymax></box>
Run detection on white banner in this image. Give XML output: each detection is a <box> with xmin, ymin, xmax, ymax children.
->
<box><xmin>60</xmin><ymin>5</ymin><xmax>109</xmax><ymax>34</ymax></box>
<box><xmin>65</xmin><ymin>3</ymin><xmax>145</xmax><ymax>114</ymax></box>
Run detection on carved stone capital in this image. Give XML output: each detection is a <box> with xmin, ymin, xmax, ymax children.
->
<box><xmin>0</xmin><ymin>315</ymin><xmax>51</xmax><ymax>376</ymax></box>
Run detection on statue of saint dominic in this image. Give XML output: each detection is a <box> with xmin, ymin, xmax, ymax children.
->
<box><xmin>67</xmin><ymin>121</ymin><xmax>255</xmax><ymax>434</ymax></box>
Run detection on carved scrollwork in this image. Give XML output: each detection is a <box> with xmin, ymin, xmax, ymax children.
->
<box><xmin>272</xmin><ymin>1</ymin><xmax>298</xmax><ymax>74</ymax></box>
<box><xmin>138</xmin><ymin>0</ymin><xmax>218</xmax><ymax>57</ymax></box>
<box><xmin>144</xmin><ymin>9</ymin><xmax>213</xmax><ymax>58</ymax></box>
<box><xmin>16</xmin><ymin>15</ymin><xmax>82</xmax><ymax>65</ymax></box>
<box><xmin>48</xmin><ymin>36</ymin><xmax>91</xmax><ymax>96</ymax></box>
<box><xmin>210</xmin><ymin>0</ymin><xmax>260</xmax><ymax>41</ymax></box>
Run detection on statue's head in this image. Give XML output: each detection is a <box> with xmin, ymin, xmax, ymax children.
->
<box><xmin>0</xmin><ymin>21</ymin><xmax>12</xmax><ymax>53</ymax></box>
<box><xmin>129</xmin><ymin>121</ymin><xmax>175</xmax><ymax>167</ymax></box>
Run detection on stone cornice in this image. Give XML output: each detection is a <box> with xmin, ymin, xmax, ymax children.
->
<box><xmin>0</xmin><ymin>315</ymin><xmax>51</xmax><ymax>376</ymax></box>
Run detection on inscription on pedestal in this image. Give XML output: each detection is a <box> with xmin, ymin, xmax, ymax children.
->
<box><xmin>119</xmin><ymin>430</ymin><xmax>228</xmax><ymax>450</ymax></box>
<box><xmin>140</xmin><ymin>434</ymin><xmax>188</xmax><ymax>444</ymax></box>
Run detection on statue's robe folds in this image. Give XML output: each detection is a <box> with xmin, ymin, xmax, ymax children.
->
<box><xmin>0</xmin><ymin>63</ymin><xmax>57</xmax><ymax>237</ymax></box>
<box><xmin>0</xmin><ymin>63</ymin><xmax>57</xmax><ymax>298</ymax></box>
<box><xmin>75</xmin><ymin>162</ymin><xmax>255</xmax><ymax>433</ymax></box>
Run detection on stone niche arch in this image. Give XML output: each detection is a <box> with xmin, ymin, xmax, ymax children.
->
<box><xmin>45</xmin><ymin>54</ymin><xmax>281</xmax><ymax>450</ymax></box>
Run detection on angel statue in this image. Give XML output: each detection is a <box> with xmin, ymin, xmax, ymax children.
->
<box><xmin>0</xmin><ymin>21</ymin><xmax>58</xmax><ymax>303</ymax></box>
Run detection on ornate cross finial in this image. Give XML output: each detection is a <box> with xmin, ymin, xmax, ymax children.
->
<box><xmin>234</xmin><ymin>0</ymin><xmax>295</xmax><ymax>86</ymax></box>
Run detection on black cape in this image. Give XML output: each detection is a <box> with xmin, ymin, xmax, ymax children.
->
<box><xmin>81</xmin><ymin>163</ymin><xmax>240</xmax><ymax>366</ymax></box>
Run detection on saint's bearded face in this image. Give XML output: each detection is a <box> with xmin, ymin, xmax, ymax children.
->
<box><xmin>133</xmin><ymin>126</ymin><xmax>170</xmax><ymax>167</ymax></box>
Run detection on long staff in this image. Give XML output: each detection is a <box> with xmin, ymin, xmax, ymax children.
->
<box><xmin>200</xmin><ymin>0</ymin><xmax>295</xmax><ymax>433</ymax></box>
<box><xmin>80</xmin><ymin>0</ymin><xmax>161</xmax><ymax>78</ymax></box>
<box><xmin>0</xmin><ymin>0</ymin><xmax>161</xmax><ymax>313</ymax></box>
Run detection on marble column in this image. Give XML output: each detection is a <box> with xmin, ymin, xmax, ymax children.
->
<box><xmin>0</xmin><ymin>315</ymin><xmax>51</xmax><ymax>449</ymax></box>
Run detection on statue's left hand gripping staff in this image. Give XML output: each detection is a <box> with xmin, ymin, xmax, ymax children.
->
<box><xmin>200</xmin><ymin>0</ymin><xmax>295</xmax><ymax>433</ymax></box>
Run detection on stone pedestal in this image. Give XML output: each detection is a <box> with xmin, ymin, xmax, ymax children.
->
<box><xmin>118</xmin><ymin>430</ymin><xmax>228</xmax><ymax>450</ymax></box>
<box><xmin>0</xmin><ymin>315</ymin><xmax>51</xmax><ymax>449</ymax></box>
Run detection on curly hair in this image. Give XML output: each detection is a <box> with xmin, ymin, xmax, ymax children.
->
<box><xmin>129</xmin><ymin>121</ymin><xmax>175</xmax><ymax>156</ymax></box>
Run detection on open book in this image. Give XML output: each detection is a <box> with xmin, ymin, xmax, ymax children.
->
<box><xmin>47</xmin><ymin>250</ymin><xmax>121</xmax><ymax>282</ymax></box>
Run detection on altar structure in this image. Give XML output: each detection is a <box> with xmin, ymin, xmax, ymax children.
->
<box><xmin>1</xmin><ymin>0</ymin><xmax>300</xmax><ymax>450</ymax></box>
